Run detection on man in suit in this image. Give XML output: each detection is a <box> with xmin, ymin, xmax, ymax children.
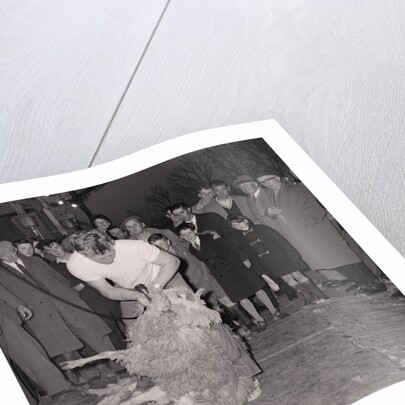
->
<box><xmin>170</xmin><ymin>202</ymin><xmax>236</xmax><ymax>239</ymax></box>
<box><xmin>0</xmin><ymin>284</ymin><xmax>73</xmax><ymax>402</ymax></box>
<box><xmin>0</xmin><ymin>240</ymin><xmax>117</xmax><ymax>365</ymax></box>
<box><xmin>162</xmin><ymin>205</ymin><xmax>183</xmax><ymax>232</ymax></box>
<box><xmin>202</xmin><ymin>179</ymin><xmax>255</xmax><ymax>220</ymax></box>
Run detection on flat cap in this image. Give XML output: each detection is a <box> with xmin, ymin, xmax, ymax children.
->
<box><xmin>232</xmin><ymin>175</ymin><xmax>257</xmax><ymax>188</ymax></box>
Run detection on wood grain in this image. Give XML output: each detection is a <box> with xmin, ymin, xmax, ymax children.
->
<box><xmin>0</xmin><ymin>0</ymin><xmax>168</xmax><ymax>182</ymax></box>
<box><xmin>93</xmin><ymin>0</ymin><xmax>405</xmax><ymax>256</ymax></box>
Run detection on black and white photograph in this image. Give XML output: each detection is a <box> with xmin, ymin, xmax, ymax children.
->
<box><xmin>1</xmin><ymin>132</ymin><xmax>405</xmax><ymax>405</ymax></box>
<box><xmin>3</xmin><ymin>2</ymin><xmax>405</xmax><ymax>404</ymax></box>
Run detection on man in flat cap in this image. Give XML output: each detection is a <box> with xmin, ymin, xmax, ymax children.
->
<box><xmin>232</xmin><ymin>175</ymin><xmax>279</xmax><ymax>230</ymax></box>
<box><xmin>253</xmin><ymin>171</ymin><xmax>386</xmax><ymax>295</ymax></box>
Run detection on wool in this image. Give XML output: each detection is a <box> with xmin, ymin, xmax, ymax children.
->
<box><xmin>63</xmin><ymin>287</ymin><xmax>255</xmax><ymax>404</ymax></box>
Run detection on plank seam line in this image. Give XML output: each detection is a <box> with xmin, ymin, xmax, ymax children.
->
<box><xmin>88</xmin><ymin>0</ymin><xmax>172</xmax><ymax>167</ymax></box>
<box><xmin>256</xmin><ymin>326</ymin><xmax>333</xmax><ymax>363</ymax></box>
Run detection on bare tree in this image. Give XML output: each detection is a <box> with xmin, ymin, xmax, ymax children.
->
<box><xmin>166</xmin><ymin>152</ymin><xmax>214</xmax><ymax>201</ymax></box>
<box><xmin>143</xmin><ymin>138</ymin><xmax>295</xmax><ymax>224</ymax></box>
<box><xmin>125</xmin><ymin>209</ymin><xmax>153</xmax><ymax>225</ymax></box>
<box><xmin>143</xmin><ymin>185</ymin><xmax>183</xmax><ymax>227</ymax></box>
<box><xmin>144</xmin><ymin>185</ymin><xmax>172</xmax><ymax>215</ymax></box>
<box><xmin>203</xmin><ymin>139</ymin><xmax>290</xmax><ymax>179</ymax></box>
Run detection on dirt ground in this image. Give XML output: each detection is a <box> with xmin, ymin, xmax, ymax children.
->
<box><xmin>40</xmin><ymin>281</ymin><xmax>405</xmax><ymax>405</ymax></box>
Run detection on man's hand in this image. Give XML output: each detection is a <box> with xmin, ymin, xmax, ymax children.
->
<box><xmin>34</xmin><ymin>248</ymin><xmax>43</xmax><ymax>256</ymax></box>
<box><xmin>132</xmin><ymin>292</ymin><xmax>150</xmax><ymax>306</ymax></box>
<box><xmin>209</xmin><ymin>231</ymin><xmax>221</xmax><ymax>239</ymax></box>
<box><xmin>73</xmin><ymin>283</ymin><xmax>85</xmax><ymax>292</ymax></box>
<box><xmin>17</xmin><ymin>305</ymin><xmax>33</xmax><ymax>321</ymax></box>
<box><xmin>199</xmin><ymin>230</ymin><xmax>221</xmax><ymax>239</ymax></box>
<box><xmin>125</xmin><ymin>302</ymin><xmax>145</xmax><ymax>319</ymax></box>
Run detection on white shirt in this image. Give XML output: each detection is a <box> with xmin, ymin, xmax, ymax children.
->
<box><xmin>186</xmin><ymin>214</ymin><xmax>198</xmax><ymax>230</ymax></box>
<box><xmin>67</xmin><ymin>240</ymin><xmax>160</xmax><ymax>289</ymax></box>
<box><xmin>192</xmin><ymin>236</ymin><xmax>201</xmax><ymax>249</ymax></box>
<box><xmin>6</xmin><ymin>258</ymin><xmax>26</xmax><ymax>274</ymax></box>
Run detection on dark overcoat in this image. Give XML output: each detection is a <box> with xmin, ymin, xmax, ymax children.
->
<box><xmin>247</xmin><ymin>184</ymin><xmax>361</xmax><ymax>270</ymax></box>
<box><xmin>171</xmin><ymin>240</ymin><xmax>227</xmax><ymax>303</ymax></box>
<box><xmin>189</xmin><ymin>234</ymin><xmax>265</xmax><ymax>302</ymax></box>
<box><xmin>0</xmin><ymin>255</ymin><xmax>111</xmax><ymax>357</ymax></box>
<box><xmin>194</xmin><ymin>212</ymin><xmax>237</xmax><ymax>239</ymax></box>
<box><xmin>0</xmin><ymin>284</ymin><xmax>70</xmax><ymax>398</ymax></box>
<box><xmin>233</xmin><ymin>224</ymin><xmax>309</xmax><ymax>278</ymax></box>
<box><xmin>49</xmin><ymin>260</ymin><xmax>125</xmax><ymax>348</ymax></box>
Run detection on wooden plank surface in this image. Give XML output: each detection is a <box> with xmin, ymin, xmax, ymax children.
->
<box><xmin>92</xmin><ymin>0</ymin><xmax>405</xmax><ymax>256</ymax></box>
<box><xmin>0</xmin><ymin>0</ymin><xmax>168</xmax><ymax>182</ymax></box>
<box><xmin>1</xmin><ymin>0</ymin><xmax>405</xmax><ymax>257</ymax></box>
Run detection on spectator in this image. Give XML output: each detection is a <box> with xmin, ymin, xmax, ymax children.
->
<box><xmin>228</xmin><ymin>215</ymin><xmax>328</xmax><ymax>305</ymax></box>
<box><xmin>255</xmin><ymin>172</ymin><xmax>387</xmax><ymax>294</ymax></box>
<box><xmin>92</xmin><ymin>214</ymin><xmax>113</xmax><ymax>236</ymax></box>
<box><xmin>0</xmin><ymin>284</ymin><xmax>76</xmax><ymax>401</ymax></box>
<box><xmin>202</xmin><ymin>179</ymin><xmax>254</xmax><ymax>221</ymax></box>
<box><xmin>191</xmin><ymin>185</ymin><xmax>216</xmax><ymax>214</ymax></box>
<box><xmin>121</xmin><ymin>215</ymin><xmax>182</xmax><ymax>244</ymax></box>
<box><xmin>170</xmin><ymin>202</ymin><xmax>236</xmax><ymax>240</ymax></box>
<box><xmin>177</xmin><ymin>223</ymin><xmax>288</xmax><ymax>332</ymax></box>
<box><xmin>0</xmin><ymin>240</ymin><xmax>117</xmax><ymax>379</ymax></box>
<box><xmin>147</xmin><ymin>233</ymin><xmax>255</xmax><ymax>336</ymax></box>
<box><xmin>107</xmin><ymin>226</ymin><xmax>128</xmax><ymax>240</ymax></box>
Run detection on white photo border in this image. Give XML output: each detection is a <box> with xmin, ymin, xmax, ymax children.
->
<box><xmin>0</xmin><ymin>119</ymin><xmax>403</xmax><ymax>404</ymax></box>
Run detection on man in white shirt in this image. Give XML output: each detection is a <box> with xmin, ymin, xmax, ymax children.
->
<box><xmin>67</xmin><ymin>232</ymin><xmax>263</xmax><ymax>398</ymax></box>
<box><xmin>66</xmin><ymin>230</ymin><xmax>181</xmax><ymax>324</ymax></box>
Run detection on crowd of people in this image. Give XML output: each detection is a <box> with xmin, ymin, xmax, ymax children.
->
<box><xmin>0</xmin><ymin>170</ymin><xmax>389</xmax><ymax>403</ymax></box>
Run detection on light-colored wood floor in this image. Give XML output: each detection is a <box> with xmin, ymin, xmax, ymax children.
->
<box><xmin>1</xmin><ymin>1</ymin><xmax>405</xmax><ymax>257</ymax></box>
